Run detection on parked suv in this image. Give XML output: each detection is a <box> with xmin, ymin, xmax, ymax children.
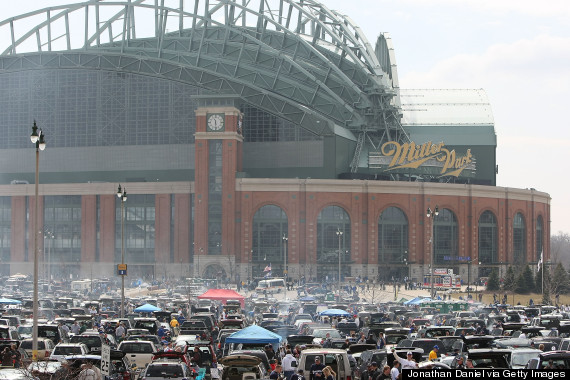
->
<box><xmin>50</xmin><ymin>343</ymin><xmax>89</xmax><ymax>361</ymax></box>
<box><xmin>20</xmin><ymin>337</ymin><xmax>56</xmax><ymax>360</ymax></box>
<box><xmin>295</xmin><ymin>349</ymin><xmax>353</xmax><ymax>380</ymax></box>
<box><xmin>140</xmin><ymin>359</ymin><xmax>193</xmax><ymax>380</ymax></box>
<box><xmin>117</xmin><ymin>340</ymin><xmax>158</xmax><ymax>370</ymax></box>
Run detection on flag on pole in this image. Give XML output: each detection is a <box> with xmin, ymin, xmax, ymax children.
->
<box><xmin>537</xmin><ymin>250</ymin><xmax>543</xmax><ymax>271</ymax></box>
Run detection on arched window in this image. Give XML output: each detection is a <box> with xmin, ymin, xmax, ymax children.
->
<box><xmin>513</xmin><ymin>212</ymin><xmax>526</xmax><ymax>264</ymax></box>
<box><xmin>378</xmin><ymin>207</ymin><xmax>408</xmax><ymax>263</ymax></box>
<box><xmin>536</xmin><ymin>215</ymin><xmax>544</xmax><ymax>263</ymax></box>
<box><xmin>252</xmin><ymin>205</ymin><xmax>288</xmax><ymax>277</ymax></box>
<box><xmin>433</xmin><ymin>208</ymin><xmax>458</xmax><ymax>266</ymax></box>
<box><xmin>478</xmin><ymin>211</ymin><xmax>497</xmax><ymax>264</ymax></box>
<box><xmin>317</xmin><ymin>206</ymin><xmax>351</xmax><ymax>280</ymax></box>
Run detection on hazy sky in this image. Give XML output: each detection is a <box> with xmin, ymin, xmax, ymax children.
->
<box><xmin>3</xmin><ymin>0</ymin><xmax>570</xmax><ymax>235</ymax></box>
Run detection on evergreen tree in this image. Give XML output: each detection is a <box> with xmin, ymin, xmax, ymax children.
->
<box><xmin>515</xmin><ymin>265</ymin><xmax>534</xmax><ymax>294</ymax></box>
<box><xmin>486</xmin><ymin>268</ymin><xmax>500</xmax><ymax>291</ymax></box>
<box><xmin>503</xmin><ymin>266</ymin><xmax>516</xmax><ymax>292</ymax></box>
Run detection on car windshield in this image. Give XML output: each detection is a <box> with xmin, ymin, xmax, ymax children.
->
<box><xmin>70</xmin><ymin>336</ymin><xmax>101</xmax><ymax>348</ymax></box>
<box><xmin>18</xmin><ymin>326</ymin><xmax>32</xmax><ymax>335</ymax></box>
<box><xmin>54</xmin><ymin>346</ymin><xmax>83</xmax><ymax>355</ymax></box>
<box><xmin>145</xmin><ymin>365</ymin><xmax>185</xmax><ymax>377</ymax></box>
<box><xmin>511</xmin><ymin>352</ymin><xmax>540</xmax><ymax>366</ymax></box>
<box><xmin>313</xmin><ymin>330</ymin><xmax>341</xmax><ymax>339</ymax></box>
<box><xmin>120</xmin><ymin>343</ymin><xmax>153</xmax><ymax>353</ymax></box>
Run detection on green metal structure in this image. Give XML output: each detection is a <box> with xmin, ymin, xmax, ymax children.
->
<box><xmin>0</xmin><ymin>0</ymin><xmax>406</xmax><ymax>174</ymax></box>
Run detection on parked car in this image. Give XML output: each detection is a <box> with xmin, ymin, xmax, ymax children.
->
<box><xmin>295</xmin><ymin>348</ymin><xmax>353</xmax><ymax>380</ymax></box>
<box><xmin>219</xmin><ymin>354</ymin><xmax>266</xmax><ymax>380</ymax></box>
<box><xmin>117</xmin><ymin>340</ymin><xmax>158</xmax><ymax>369</ymax></box>
<box><xmin>140</xmin><ymin>359</ymin><xmax>193</xmax><ymax>380</ymax></box>
<box><xmin>20</xmin><ymin>337</ymin><xmax>56</xmax><ymax>360</ymax></box>
<box><xmin>50</xmin><ymin>343</ymin><xmax>89</xmax><ymax>361</ymax></box>
<box><xmin>525</xmin><ymin>350</ymin><xmax>570</xmax><ymax>369</ymax></box>
<box><xmin>70</xmin><ymin>331</ymin><xmax>117</xmax><ymax>352</ymax></box>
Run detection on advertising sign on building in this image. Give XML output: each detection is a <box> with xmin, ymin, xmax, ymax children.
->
<box><xmin>369</xmin><ymin>140</ymin><xmax>476</xmax><ymax>178</ymax></box>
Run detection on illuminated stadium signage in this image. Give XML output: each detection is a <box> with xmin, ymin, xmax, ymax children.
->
<box><xmin>369</xmin><ymin>140</ymin><xmax>475</xmax><ymax>177</ymax></box>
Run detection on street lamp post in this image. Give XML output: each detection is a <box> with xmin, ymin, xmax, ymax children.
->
<box><xmin>44</xmin><ymin>230</ymin><xmax>54</xmax><ymax>284</ymax></box>
<box><xmin>282</xmin><ymin>234</ymin><xmax>288</xmax><ymax>300</ymax></box>
<box><xmin>336</xmin><ymin>228</ymin><xmax>343</xmax><ymax>302</ymax></box>
<box><xmin>426</xmin><ymin>206</ymin><xmax>439</xmax><ymax>299</ymax></box>
<box><xmin>30</xmin><ymin>121</ymin><xmax>45</xmax><ymax>362</ymax></box>
<box><xmin>117</xmin><ymin>185</ymin><xmax>127</xmax><ymax>318</ymax></box>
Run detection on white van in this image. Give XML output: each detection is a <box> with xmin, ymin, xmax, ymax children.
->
<box><xmin>295</xmin><ymin>349</ymin><xmax>353</xmax><ymax>380</ymax></box>
<box><xmin>255</xmin><ymin>278</ymin><xmax>285</xmax><ymax>294</ymax></box>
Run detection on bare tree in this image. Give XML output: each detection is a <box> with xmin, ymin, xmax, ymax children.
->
<box><xmin>551</xmin><ymin>232</ymin><xmax>570</xmax><ymax>269</ymax></box>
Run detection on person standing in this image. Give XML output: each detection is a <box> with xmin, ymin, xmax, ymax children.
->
<box><xmin>270</xmin><ymin>365</ymin><xmax>284</xmax><ymax>380</ymax></box>
<box><xmin>282</xmin><ymin>350</ymin><xmax>297</xmax><ymax>380</ymax></box>
<box><xmin>291</xmin><ymin>369</ymin><xmax>306</xmax><ymax>380</ymax></box>
<box><xmin>390</xmin><ymin>361</ymin><xmax>400</xmax><ymax>380</ymax></box>
<box><xmin>322</xmin><ymin>366</ymin><xmax>336</xmax><ymax>380</ymax></box>
<box><xmin>378</xmin><ymin>366</ymin><xmax>391</xmax><ymax>380</ymax></box>
<box><xmin>428</xmin><ymin>345</ymin><xmax>439</xmax><ymax>361</ymax></box>
<box><xmin>309</xmin><ymin>357</ymin><xmax>325</xmax><ymax>380</ymax></box>
<box><xmin>391</xmin><ymin>350</ymin><xmax>418</xmax><ymax>370</ymax></box>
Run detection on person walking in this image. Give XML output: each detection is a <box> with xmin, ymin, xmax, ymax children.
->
<box><xmin>282</xmin><ymin>350</ymin><xmax>297</xmax><ymax>380</ymax></box>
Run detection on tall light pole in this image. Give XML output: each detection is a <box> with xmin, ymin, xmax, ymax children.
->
<box><xmin>117</xmin><ymin>185</ymin><xmax>127</xmax><ymax>318</ymax></box>
<box><xmin>467</xmin><ymin>257</ymin><xmax>472</xmax><ymax>300</ymax></box>
<box><xmin>426</xmin><ymin>206</ymin><xmax>439</xmax><ymax>299</ymax></box>
<box><xmin>282</xmin><ymin>234</ymin><xmax>288</xmax><ymax>300</ymax></box>
<box><xmin>336</xmin><ymin>228</ymin><xmax>343</xmax><ymax>302</ymax></box>
<box><xmin>44</xmin><ymin>230</ymin><xmax>54</xmax><ymax>284</ymax></box>
<box><xmin>30</xmin><ymin>121</ymin><xmax>45</xmax><ymax>362</ymax></box>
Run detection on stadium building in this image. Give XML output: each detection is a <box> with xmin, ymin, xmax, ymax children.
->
<box><xmin>0</xmin><ymin>0</ymin><xmax>550</xmax><ymax>284</ymax></box>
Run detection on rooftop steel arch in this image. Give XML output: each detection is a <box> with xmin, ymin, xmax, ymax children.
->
<box><xmin>0</xmin><ymin>0</ymin><xmax>407</xmax><ymax>170</ymax></box>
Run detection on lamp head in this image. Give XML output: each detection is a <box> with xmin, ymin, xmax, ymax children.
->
<box><xmin>117</xmin><ymin>185</ymin><xmax>122</xmax><ymax>198</ymax></box>
<box><xmin>30</xmin><ymin>121</ymin><xmax>39</xmax><ymax>143</ymax></box>
<box><xmin>38</xmin><ymin>132</ymin><xmax>46</xmax><ymax>151</ymax></box>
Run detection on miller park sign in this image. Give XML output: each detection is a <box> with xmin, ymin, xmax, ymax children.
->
<box><xmin>369</xmin><ymin>140</ymin><xmax>476</xmax><ymax>178</ymax></box>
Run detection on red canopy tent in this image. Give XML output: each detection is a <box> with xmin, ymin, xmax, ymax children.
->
<box><xmin>197</xmin><ymin>289</ymin><xmax>245</xmax><ymax>307</ymax></box>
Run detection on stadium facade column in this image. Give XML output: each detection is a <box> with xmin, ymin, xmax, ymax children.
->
<box><xmin>194</xmin><ymin>105</ymin><xmax>243</xmax><ymax>279</ymax></box>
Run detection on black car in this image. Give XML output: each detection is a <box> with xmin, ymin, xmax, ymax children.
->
<box><xmin>526</xmin><ymin>350</ymin><xmax>570</xmax><ymax>369</ymax></box>
<box><xmin>70</xmin><ymin>332</ymin><xmax>117</xmax><ymax>352</ymax></box>
<box><xmin>451</xmin><ymin>348</ymin><xmax>511</xmax><ymax>369</ymax></box>
<box><xmin>356</xmin><ymin>349</ymin><xmax>387</xmax><ymax>380</ymax></box>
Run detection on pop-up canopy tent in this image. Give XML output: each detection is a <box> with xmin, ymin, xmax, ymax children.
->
<box><xmin>134</xmin><ymin>303</ymin><xmax>162</xmax><ymax>313</ymax></box>
<box><xmin>225</xmin><ymin>325</ymin><xmax>282</xmax><ymax>345</ymax></box>
<box><xmin>197</xmin><ymin>289</ymin><xmax>245</xmax><ymax>307</ymax></box>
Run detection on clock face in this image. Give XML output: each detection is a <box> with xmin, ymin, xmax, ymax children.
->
<box><xmin>207</xmin><ymin>114</ymin><xmax>224</xmax><ymax>131</ymax></box>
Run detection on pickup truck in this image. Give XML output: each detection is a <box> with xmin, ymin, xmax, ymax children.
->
<box><xmin>117</xmin><ymin>340</ymin><xmax>158</xmax><ymax>370</ymax></box>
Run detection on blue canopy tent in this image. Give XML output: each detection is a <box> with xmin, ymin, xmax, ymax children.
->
<box><xmin>320</xmin><ymin>308</ymin><xmax>350</xmax><ymax>317</ymax></box>
<box><xmin>404</xmin><ymin>297</ymin><xmax>432</xmax><ymax>305</ymax></box>
<box><xmin>225</xmin><ymin>325</ymin><xmax>282</xmax><ymax>345</ymax></box>
<box><xmin>134</xmin><ymin>303</ymin><xmax>162</xmax><ymax>313</ymax></box>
